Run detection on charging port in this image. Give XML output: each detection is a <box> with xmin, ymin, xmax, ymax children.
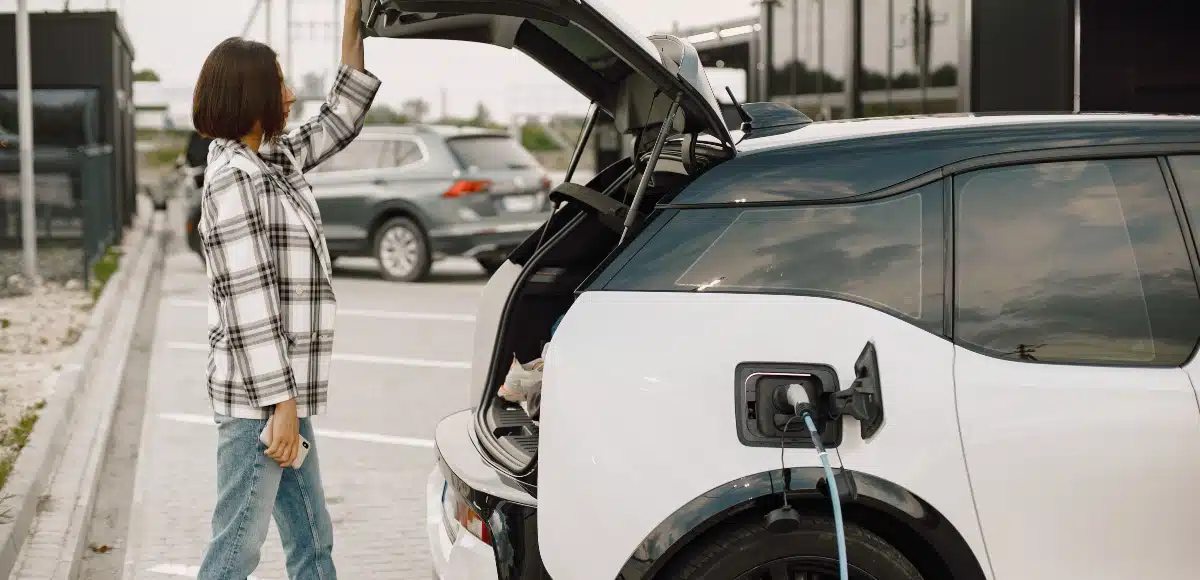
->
<box><xmin>734</xmin><ymin>364</ymin><xmax>841</xmax><ymax>449</ymax></box>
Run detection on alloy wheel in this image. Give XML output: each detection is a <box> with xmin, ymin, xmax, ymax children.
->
<box><xmin>379</xmin><ymin>225</ymin><xmax>421</xmax><ymax>278</ymax></box>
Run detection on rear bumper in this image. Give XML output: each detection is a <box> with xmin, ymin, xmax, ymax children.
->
<box><xmin>428</xmin><ymin>221</ymin><xmax>544</xmax><ymax>259</ymax></box>
<box><xmin>428</xmin><ymin>410</ymin><xmax>544</xmax><ymax>580</ymax></box>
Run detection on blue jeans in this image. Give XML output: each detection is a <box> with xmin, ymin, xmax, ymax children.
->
<box><xmin>198</xmin><ymin>415</ymin><xmax>337</xmax><ymax>580</ymax></box>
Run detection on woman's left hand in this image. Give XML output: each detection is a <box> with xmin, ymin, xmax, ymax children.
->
<box><xmin>265</xmin><ymin>399</ymin><xmax>301</xmax><ymax>468</ymax></box>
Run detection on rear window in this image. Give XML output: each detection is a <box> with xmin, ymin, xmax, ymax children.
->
<box><xmin>596</xmin><ymin>182</ymin><xmax>947</xmax><ymax>333</ymax></box>
<box><xmin>445</xmin><ymin>136</ymin><xmax>541</xmax><ymax>172</ymax></box>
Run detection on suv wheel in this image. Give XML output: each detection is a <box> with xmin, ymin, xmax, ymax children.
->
<box><xmin>659</xmin><ymin>514</ymin><xmax>922</xmax><ymax>580</ymax></box>
<box><xmin>374</xmin><ymin>217</ymin><xmax>431</xmax><ymax>282</ymax></box>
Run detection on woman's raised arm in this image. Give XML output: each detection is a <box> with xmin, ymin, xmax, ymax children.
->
<box><xmin>259</xmin><ymin>0</ymin><xmax>379</xmax><ymax>172</ymax></box>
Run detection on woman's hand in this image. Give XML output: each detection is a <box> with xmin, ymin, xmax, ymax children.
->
<box><xmin>265</xmin><ymin>399</ymin><xmax>301</xmax><ymax>468</ymax></box>
<box><xmin>342</xmin><ymin>0</ymin><xmax>365</xmax><ymax>72</ymax></box>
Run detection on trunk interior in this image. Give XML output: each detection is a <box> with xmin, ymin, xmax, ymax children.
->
<box><xmin>474</xmin><ymin>142</ymin><xmax>726</xmax><ymax>479</ymax></box>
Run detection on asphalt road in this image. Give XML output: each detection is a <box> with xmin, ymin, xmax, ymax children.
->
<box><xmin>117</xmin><ymin>230</ymin><xmax>490</xmax><ymax>579</ymax></box>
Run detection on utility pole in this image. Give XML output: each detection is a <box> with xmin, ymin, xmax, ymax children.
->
<box><xmin>242</xmin><ymin>0</ymin><xmax>263</xmax><ymax>38</ymax></box>
<box><xmin>886</xmin><ymin>0</ymin><xmax>894</xmax><ymax>114</ymax></box>
<box><xmin>285</xmin><ymin>0</ymin><xmax>294</xmax><ymax>81</ymax></box>
<box><xmin>845</xmin><ymin>0</ymin><xmax>863</xmax><ymax>119</ymax></box>
<box><xmin>265</xmin><ymin>0</ymin><xmax>273</xmax><ymax>46</ymax></box>
<box><xmin>333</xmin><ymin>0</ymin><xmax>341</xmax><ymax>79</ymax></box>
<box><xmin>15</xmin><ymin>0</ymin><xmax>38</xmax><ymax>282</ymax></box>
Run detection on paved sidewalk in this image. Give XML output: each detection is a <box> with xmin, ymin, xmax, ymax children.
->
<box><xmin>117</xmin><ymin>242</ymin><xmax>486</xmax><ymax>579</ymax></box>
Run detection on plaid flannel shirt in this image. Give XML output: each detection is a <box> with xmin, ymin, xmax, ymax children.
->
<box><xmin>198</xmin><ymin>65</ymin><xmax>381</xmax><ymax>419</ymax></box>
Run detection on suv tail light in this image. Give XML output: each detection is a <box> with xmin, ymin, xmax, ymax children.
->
<box><xmin>541</xmin><ymin>176</ymin><xmax>553</xmax><ymax>191</ymax></box>
<box><xmin>443</xmin><ymin>179</ymin><xmax>492</xmax><ymax>198</ymax></box>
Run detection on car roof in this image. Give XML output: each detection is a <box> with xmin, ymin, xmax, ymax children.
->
<box><xmin>671</xmin><ymin>112</ymin><xmax>1200</xmax><ymax>205</ymax></box>
<box><xmin>734</xmin><ymin>112</ymin><xmax>1200</xmax><ymax>154</ymax></box>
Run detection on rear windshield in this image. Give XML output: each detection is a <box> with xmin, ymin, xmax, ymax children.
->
<box><xmin>593</xmin><ymin>181</ymin><xmax>947</xmax><ymax>334</ymax></box>
<box><xmin>445</xmin><ymin>136</ymin><xmax>541</xmax><ymax>172</ymax></box>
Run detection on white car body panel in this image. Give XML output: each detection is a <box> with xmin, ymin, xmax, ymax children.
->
<box><xmin>957</xmin><ymin>349</ymin><xmax>1200</xmax><ymax>580</ymax></box>
<box><xmin>536</xmin><ymin>291</ymin><xmax>990</xmax><ymax>580</ymax></box>
<box><xmin>469</xmin><ymin>260</ymin><xmax>522</xmax><ymax>406</ymax></box>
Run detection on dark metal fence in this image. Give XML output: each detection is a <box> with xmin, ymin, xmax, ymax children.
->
<box><xmin>0</xmin><ymin>145</ymin><xmax>116</xmax><ymax>295</ymax></box>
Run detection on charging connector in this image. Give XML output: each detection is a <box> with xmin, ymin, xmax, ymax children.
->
<box><xmin>774</xmin><ymin>384</ymin><xmax>849</xmax><ymax>580</ymax></box>
<box><xmin>784</xmin><ymin>384</ymin><xmax>813</xmax><ymax>417</ymax></box>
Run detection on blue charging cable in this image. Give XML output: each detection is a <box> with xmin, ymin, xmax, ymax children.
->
<box><xmin>786</xmin><ymin>385</ymin><xmax>849</xmax><ymax>580</ymax></box>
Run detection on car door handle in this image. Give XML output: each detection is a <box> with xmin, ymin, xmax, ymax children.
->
<box><xmin>372</xmin><ymin>179</ymin><xmax>387</xmax><ymax>186</ymax></box>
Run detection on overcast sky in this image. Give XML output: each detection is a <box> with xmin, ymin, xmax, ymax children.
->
<box><xmin>1</xmin><ymin>0</ymin><xmax>756</xmax><ymax>118</ymax></box>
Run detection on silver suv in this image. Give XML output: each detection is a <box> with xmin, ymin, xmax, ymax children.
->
<box><xmin>308</xmin><ymin>124</ymin><xmax>553</xmax><ymax>281</ymax></box>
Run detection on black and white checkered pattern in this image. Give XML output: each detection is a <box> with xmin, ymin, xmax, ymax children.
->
<box><xmin>198</xmin><ymin>65</ymin><xmax>381</xmax><ymax>419</ymax></box>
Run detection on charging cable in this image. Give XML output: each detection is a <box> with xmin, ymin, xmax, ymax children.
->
<box><xmin>785</xmin><ymin>384</ymin><xmax>849</xmax><ymax>580</ymax></box>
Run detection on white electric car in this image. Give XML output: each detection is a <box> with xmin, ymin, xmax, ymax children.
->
<box><xmin>361</xmin><ymin>2</ymin><xmax>1200</xmax><ymax>580</ymax></box>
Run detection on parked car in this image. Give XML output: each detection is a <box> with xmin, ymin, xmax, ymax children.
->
<box><xmin>182</xmin><ymin>131</ymin><xmax>213</xmax><ymax>264</ymax></box>
<box><xmin>363</xmin><ymin>3</ymin><xmax>1200</xmax><ymax>580</ymax></box>
<box><xmin>307</xmin><ymin>124</ymin><xmax>553</xmax><ymax>281</ymax></box>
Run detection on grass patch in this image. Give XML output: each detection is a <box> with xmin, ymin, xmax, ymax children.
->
<box><xmin>0</xmin><ymin>401</ymin><xmax>47</xmax><ymax>492</ymax></box>
<box><xmin>90</xmin><ymin>246</ymin><xmax>122</xmax><ymax>302</ymax></box>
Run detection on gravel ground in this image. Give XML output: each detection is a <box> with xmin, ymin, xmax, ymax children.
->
<box><xmin>0</xmin><ymin>248</ymin><xmax>87</xmax><ymax>297</ymax></box>
<box><xmin>0</xmin><ymin>280</ymin><xmax>92</xmax><ymax>451</ymax></box>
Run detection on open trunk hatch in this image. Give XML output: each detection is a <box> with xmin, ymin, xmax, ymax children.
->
<box><xmin>361</xmin><ymin>0</ymin><xmax>734</xmax><ymax>148</ymax></box>
<box><xmin>362</xmin><ymin>0</ymin><xmax>737</xmax><ymax>478</ymax></box>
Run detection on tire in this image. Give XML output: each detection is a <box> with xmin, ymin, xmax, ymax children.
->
<box><xmin>186</xmin><ymin>209</ymin><xmax>205</xmax><ymax>265</ymax></box>
<box><xmin>477</xmin><ymin>256</ymin><xmax>505</xmax><ymax>275</ymax></box>
<box><xmin>374</xmin><ymin>217</ymin><xmax>432</xmax><ymax>282</ymax></box>
<box><xmin>658</xmin><ymin>513</ymin><xmax>922</xmax><ymax>580</ymax></box>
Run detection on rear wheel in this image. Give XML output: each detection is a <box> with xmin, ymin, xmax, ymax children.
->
<box><xmin>658</xmin><ymin>514</ymin><xmax>922</xmax><ymax>580</ymax></box>
<box><xmin>374</xmin><ymin>216</ymin><xmax>431</xmax><ymax>282</ymax></box>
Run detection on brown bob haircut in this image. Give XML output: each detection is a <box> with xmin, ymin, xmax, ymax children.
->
<box><xmin>193</xmin><ymin>37</ymin><xmax>285</xmax><ymax>141</ymax></box>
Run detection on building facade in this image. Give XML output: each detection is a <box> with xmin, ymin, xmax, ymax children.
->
<box><xmin>672</xmin><ymin>0</ymin><xmax>1200</xmax><ymax>120</ymax></box>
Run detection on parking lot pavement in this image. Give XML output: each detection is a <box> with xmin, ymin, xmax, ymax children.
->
<box><xmin>120</xmin><ymin>247</ymin><xmax>488</xmax><ymax>580</ymax></box>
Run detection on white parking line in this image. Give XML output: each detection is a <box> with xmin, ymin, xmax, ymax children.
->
<box><xmin>158</xmin><ymin>413</ymin><xmax>436</xmax><ymax>448</ymax></box>
<box><xmin>146</xmin><ymin>563</ymin><xmax>276</xmax><ymax>579</ymax></box>
<box><xmin>164</xmin><ymin>298</ymin><xmax>476</xmax><ymax>322</ymax></box>
<box><xmin>145</xmin><ymin>564</ymin><xmax>235</xmax><ymax>579</ymax></box>
<box><xmin>165</xmin><ymin>342</ymin><xmax>470</xmax><ymax>369</ymax></box>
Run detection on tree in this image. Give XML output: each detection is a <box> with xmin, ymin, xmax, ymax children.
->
<box><xmin>364</xmin><ymin>104</ymin><xmax>410</xmax><ymax>125</ymax></box>
<box><xmin>471</xmin><ymin>102</ymin><xmax>492</xmax><ymax>128</ymax></box>
<box><xmin>400</xmin><ymin>99</ymin><xmax>430</xmax><ymax>123</ymax></box>
<box><xmin>134</xmin><ymin>69</ymin><xmax>160</xmax><ymax>82</ymax></box>
<box><xmin>521</xmin><ymin>124</ymin><xmax>560</xmax><ymax>152</ymax></box>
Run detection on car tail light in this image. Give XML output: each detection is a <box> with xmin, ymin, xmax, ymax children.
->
<box><xmin>541</xmin><ymin>176</ymin><xmax>553</xmax><ymax>191</ymax></box>
<box><xmin>443</xmin><ymin>179</ymin><xmax>492</xmax><ymax>198</ymax></box>
<box><xmin>450</xmin><ymin>495</ymin><xmax>491</xmax><ymax>545</ymax></box>
<box><xmin>443</xmin><ymin>481</ymin><xmax>492</xmax><ymax>545</ymax></box>
<box><xmin>455</xmin><ymin>500</ymin><xmax>492</xmax><ymax>545</ymax></box>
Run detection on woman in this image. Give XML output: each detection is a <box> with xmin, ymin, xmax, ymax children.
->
<box><xmin>191</xmin><ymin>0</ymin><xmax>379</xmax><ymax>577</ymax></box>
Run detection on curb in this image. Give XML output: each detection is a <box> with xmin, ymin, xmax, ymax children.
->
<box><xmin>61</xmin><ymin>214</ymin><xmax>167</xmax><ymax>580</ymax></box>
<box><xmin>0</xmin><ymin>210</ymin><xmax>162</xmax><ymax>578</ymax></box>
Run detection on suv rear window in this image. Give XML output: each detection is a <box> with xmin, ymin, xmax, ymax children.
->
<box><xmin>596</xmin><ymin>182</ymin><xmax>946</xmax><ymax>333</ymax></box>
<box><xmin>445</xmin><ymin>136</ymin><xmax>540</xmax><ymax>172</ymax></box>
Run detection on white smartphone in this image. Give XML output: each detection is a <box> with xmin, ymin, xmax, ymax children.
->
<box><xmin>259</xmin><ymin>417</ymin><xmax>310</xmax><ymax>469</ymax></box>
